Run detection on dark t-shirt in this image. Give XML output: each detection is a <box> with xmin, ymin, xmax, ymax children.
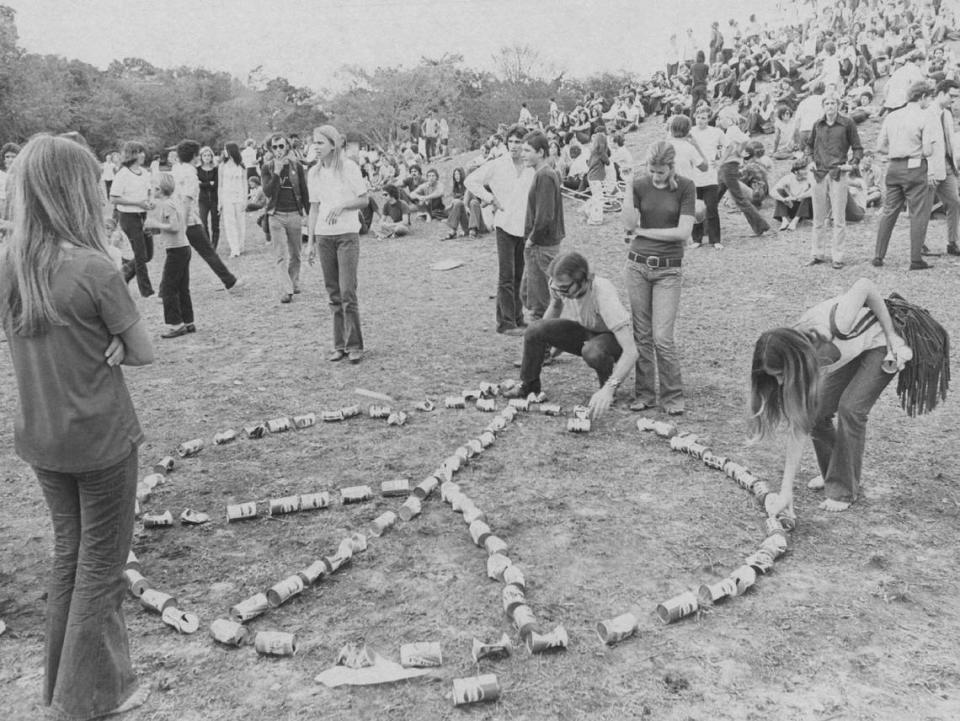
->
<box><xmin>0</xmin><ymin>246</ymin><xmax>143</xmax><ymax>471</ymax></box>
<box><xmin>630</xmin><ymin>175</ymin><xmax>696</xmax><ymax>259</ymax></box>
<box><xmin>382</xmin><ymin>198</ymin><xmax>409</xmax><ymax>223</ymax></box>
<box><xmin>691</xmin><ymin>62</ymin><xmax>709</xmax><ymax>87</ymax></box>
<box><xmin>275</xmin><ymin>170</ymin><xmax>299</xmax><ymax>213</ymax></box>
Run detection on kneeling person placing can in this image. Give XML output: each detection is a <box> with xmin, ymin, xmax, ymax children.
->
<box><xmin>503</xmin><ymin>251</ymin><xmax>638</xmax><ymax>420</ymax></box>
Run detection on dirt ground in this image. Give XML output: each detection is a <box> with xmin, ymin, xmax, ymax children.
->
<box><xmin>3</xmin><ymin>115</ymin><xmax>960</xmax><ymax>721</ymax></box>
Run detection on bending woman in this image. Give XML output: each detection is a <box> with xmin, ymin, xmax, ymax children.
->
<box><xmin>750</xmin><ymin>278</ymin><xmax>910</xmax><ymax>514</ymax></box>
<box><xmin>0</xmin><ymin>135</ymin><xmax>155</xmax><ymax>719</ymax></box>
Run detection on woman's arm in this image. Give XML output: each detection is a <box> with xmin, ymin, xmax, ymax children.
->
<box><xmin>766</xmin><ymin>432</ymin><xmax>804</xmax><ymax>517</ymax></box>
<box><xmin>833</xmin><ymin>277</ymin><xmax>902</xmax><ymax>347</ymax></box>
<box><xmin>588</xmin><ymin>324</ymin><xmax>640</xmax><ymax>419</ymax></box>
<box><xmin>105</xmin><ymin>318</ymin><xmax>155</xmax><ymax>367</ymax></box>
<box><xmin>637</xmin><ymin>215</ymin><xmax>695</xmax><ymax>242</ymax></box>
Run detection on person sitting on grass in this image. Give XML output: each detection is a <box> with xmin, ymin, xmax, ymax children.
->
<box><xmin>375</xmin><ymin>184</ymin><xmax>411</xmax><ymax>238</ymax></box>
<box><xmin>409</xmin><ymin>168</ymin><xmax>445</xmax><ymax>221</ymax></box>
<box><xmin>750</xmin><ymin>278</ymin><xmax>919</xmax><ymax>514</ymax></box>
<box><xmin>502</xmin><ymin>251</ymin><xmax>639</xmax><ymax>421</ymax></box>
<box><xmin>771</xmin><ymin>159</ymin><xmax>813</xmax><ymax>231</ymax></box>
<box><xmin>442</xmin><ymin>167</ymin><xmax>484</xmax><ymax>240</ymax></box>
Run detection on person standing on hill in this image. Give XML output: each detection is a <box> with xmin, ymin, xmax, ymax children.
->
<box><xmin>521</xmin><ymin>130</ymin><xmax>565</xmax><ymax>322</ymax></box>
<box><xmin>110</xmin><ymin>141</ymin><xmax>155</xmax><ymax>297</ymax></box>
<box><xmin>261</xmin><ymin>132</ymin><xmax>309</xmax><ymax>303</ymax></box>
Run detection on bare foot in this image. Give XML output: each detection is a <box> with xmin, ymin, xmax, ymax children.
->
<box><xmin>819</xmin><ymin>498</ymin><xmax>851</xmax><ymax>512</ymax></box>
<box><xmin>807</xmin><ymin>475</ymin><xmax>825</xmax><ymax>490</ymax></box>
<box><xmin>106</xmin><ymin>684</ymin><xmax>151</xmax><ymax>717</ymax></box>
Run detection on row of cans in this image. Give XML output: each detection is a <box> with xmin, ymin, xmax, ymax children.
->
<box><xmin>208</xmin><ymin>619</ymin><xmax>296</xmax><ymax>655</ymax></box>
<box><xmin>122</xmin><ymin>552</ymin><xmax>199</xmax><ymax>633</ymax></box>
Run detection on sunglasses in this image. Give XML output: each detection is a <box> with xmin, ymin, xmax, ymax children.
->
<box><xmin>272</xmin><ymin>143</ymin><xmax>287</xmax><ymax>150</ymax></box>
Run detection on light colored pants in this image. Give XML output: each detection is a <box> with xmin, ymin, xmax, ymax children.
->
<box><xmin>268</xmin><ymin>211</ymin><xmax>302</xmax><ymax>298</ymax></box>
<box><xmin>221</xmin><ymin>202</ymin><xmax>246</xmax><ymax>256</ymax></box>
<box><xmin>811</xmin><ymin>172</ymin><xmax>849</xmax><ymax>262</ymax></box>
<box><xmin>318</xmin><ymin>233</ymin><xmax>363</xmax><ymax>352</ymax></box>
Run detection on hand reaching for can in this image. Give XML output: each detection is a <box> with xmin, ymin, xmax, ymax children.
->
<box><xmin>764</xmin><ymin>491</ymin><xmax>793</xmax><ymax>519</ymax></box>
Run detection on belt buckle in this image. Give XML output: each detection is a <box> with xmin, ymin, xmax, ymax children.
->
<box><xmin>645</xmin><ymin>256</ymin><xmax>660</xmax><ymax>268</ymax></box>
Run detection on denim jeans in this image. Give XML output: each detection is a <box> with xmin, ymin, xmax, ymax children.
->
<box><xmin>446</xmin><ymin>197</ymin><xmax>483</xmax><ymax>234</ymax></box>
<box><xmin>36</xmin><ymin>449</ymin><xmax>139</xmax><ymax>721</ymax></box>
<box><xmin>811</xmin><ymin>172</ymin><xmax>850</xmax><ymax>262</ymax></box>
<box><xmin>519</xmin><ymin>319</ymin><xmax>623</xmax><ymax>393</ymax></box>
<box><xmin>117</xmin><ymin>211</ymin><xmax>153</xmax><ymax>297</ymax></box>
<box><xmin>625</xmin><ymin>261</ymin><xmax>684</xmax><ymax>412</ymax></box>
<box><xmin>496</xmin><ymin>228</ymin><xmax>525</xmax><ymax>332</ymax></box>
<box><xmin>318</xmin><ymin>232</ymin><xmax>363</xmax><ymax>352</ymax></box>
<box><xmin>268</xmin><ymin>211</ymin><xmax>302</xmax><ymax>298</ymax></box>
<box><xmin>812</xmin><ymin>347</ymin><xmax>893</xmax><ymax>503</ymax></box>
<box><xmin>186</xmin><ymin>224</ymin><xmax>235</xmax><ymax>289</ymax></box>
<box><xmin>692</xmin><ymin>184</ymin><xmax>721</xmax><ymax>244</ymax></box>
<box><xmin>523</xmin><ymin>244</ymin><xmax>560</xmax><ymax>320</ymax></box>
<box><xmin>874</xmin><ymin>159</ymin><xmax>932</xmax><ymax>263</ymax></box>
<box><xmin>717</xmin><ymin>161</ymin><xmax>770</xmax><ymax>235</ymax></box>
<box><xmin>159</xmin><ymin>246</ymin><xmax>193</xmax><ymax>326</ymax></box>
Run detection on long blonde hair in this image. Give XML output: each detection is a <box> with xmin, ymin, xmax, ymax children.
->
<box><xmin>313</xmin><ymin>124</ymin><xmax>345</xmax><ymax>176</ymax></box>
<box><xmin>1</xmin><ymin>134</ymin><xmax>108</xmax><ymax>336</ymax></box>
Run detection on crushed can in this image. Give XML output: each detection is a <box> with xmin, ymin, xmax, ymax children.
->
<box><xmin>266</xmin><ymin>417</ymin><xmax>291</xmax><ymax>433</ymax></box>
<box><xmin>472</xmin><ymin>634</ymin><xmax>512</xmax><ymax>662</ymax></box>
<box><xmin>154</xmin><ymin>456</ymin><xmax>176</xmax><ymax>475</ymax></box>
<box><xmin>452</xmin><ymin>674</ymin><xmax>500</xmax><ymax>706</ymax></box>
<box><xmin>140</xmin><ymin>588</ymin><xmax>177</xmax><ymax>614</ymax></box>
<box><xmin>214</xmin><ymin>429</ymin><xmax>237</xmax><ymax>445</ymax></box>
<box><xmin>244</xmin><ymin>423</ymin><xmax>267</xmax><ymax>439</ymax></box>
<box><xmin>478</xmin><ymin>431</ymin><xmax>496</xmax><ymax>448</ymax></box>
<box><xmin>176</xmin><ymin>439</ymin><xmax>204</xmax><ymax>458</ymax></box>
<box><xmin>209</xmin><ymin>618</ymin><xmax>248</xmax><ymax>646</ymax></box>
<box><xmin>413</xmin><ymin>400</ymin><xmax>435</xmax><ymax>412</ymax></box>
<box><xmin>141</xmin><ymin>472</ymin><xmax>165</xmax><ymax>490</ymax></box>
<box><xmin>230</xmin><ymin>592</ymin><xmax>269</xmax><ymax>622</ymax></box>
<box><xmin>697</xmin><ymin>578</ymin><xmax>738</xmax><ymax>607</ymax></box>
<box><xmin>323</xmin><ymin>551</ymin><xmax>351</xmax><ymax>574</ymax></box>
<box><xmin>526</xmin><ymin>624</ymin><xmax>568</xmax><ymax>653</ymax></box>
<box><xmin>162</xmin><ymin>607</ymin><xmax>199</xmax><ymax>634</ymax></box>
<box><xmin>511</xmin><ymin>604</ymin><xmax>537</xmax><ymax>637</ymax></box>
<box><xmin>297</xmin><ymin>559</ymin><xmax>326</xmax><ymax>586</ymax></box>
<box><xmin>267</xmin><ymin>574</ymin><xmax>305</xmax><ymax>607</ymax></box>
<box><xmin>269</xmin><ymin>496</ymin><xmax>301</xmax><ymax>516</ymax></box>
<box><xmin>292</xmin><ymin>412</ymin><xmax>317</xmax><ymax>429</ymax></box>
<box><xmin>656</xmin><ymin>590</ymin><xmax>699</xmax><ymax>624</ymax></box>
<box><xmin>730</xmin><ymin>565</ymin><xmax>757</xmax><ymax>595</ymax></box>
<box><xmin>597</xmin><ymin>612</ymin><xmax>639</xmax><ymax>645</ymax></box>
<box><xmin>387</xmin><ymin>411</ymin><xmax>408</xmax><ymax>426</ymax></box>
<box><xmin>478</xmin><ymin>381</ymin><xmax>499</xmax><ymax>398</ymax></box>
<box><xmin>400</xmin><ymin>641</ymin><xmax>443</xmax><ymax>668</ymax></box>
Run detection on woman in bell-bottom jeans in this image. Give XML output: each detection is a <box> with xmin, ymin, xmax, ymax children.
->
<box><xmin>0</xmin><ymin>135</ymin><xmax>155</xmax><ymax>720</ymax></box>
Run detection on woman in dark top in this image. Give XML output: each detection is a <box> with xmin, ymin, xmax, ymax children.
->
<box><xmin>586</xmin><ymin>132</ymin><xmax>610</xmax><ymax>223</ymax></box>
<box><xmin>690</xmin><ymin>50</ymin><xmax>710</xmax><ymax>118</ymax></box>
<box><xmin>621</xmin><ymin>140</ymin><xmax>695</xmax><ymax>415</ymax></box>
<box><xmin>197</xmin><ymin>146</ymin><xmax>219</xmax><ymax>249</ymax></box>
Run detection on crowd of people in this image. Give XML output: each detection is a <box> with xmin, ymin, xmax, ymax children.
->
<box><xmin>0</xmin><ymin>1</ymin><xmax>956</xmax><ymax>720</ymax></box>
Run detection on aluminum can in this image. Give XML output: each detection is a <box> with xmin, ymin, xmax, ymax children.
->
<box><xmin>486</xmin><ymin>417</ymin><xmax>507</xmax><ymax>433</ymax></box>
<box><xmin>324</xmin><ymin>551</ymin><xmax>351</xmax><ymax>574</ymax></box>
<box><xmin>340</xmin><ymin>404</ymin><xmax>361</xmax><ymax>419</ymax></box>
<box><xmin>141</xmin><ymin>473</ymin><xmax>164</xmax><ymax>490</ymax></box>
<box><xmin>511</xmin><ymin>604</ymin><xmax>537</xmax><ymax>637</ymax></box>
<box><xmin>686</xmin><ymin>442</ymin><xmax>711</xmax><ymax>460</ymax></box>
<box><xmin>526</xmin><ymin>624</ymin><xmax>568</xmax><ymax>653</ymax></box>
<box><xmin>730</xmin><ymin>565</ymin><xmax>757</xmax><ymax>595</ymax></box>
<box><xmin>140</xmin><ymin>588</ymin><xmax>177</xmax><ymax>614</ymax></box>
<box><xmin>299</xmin><ymin>492</ymin><xmax>331</xmax><ymax>510</ymax></box>
<box><xmin>297</xmin><ymin>559</ymin><xmax>326</xmax><ymax>585</ymax></box>
<box><xmin>597</xmin><ymin>613</ymin><xmax>638</xmax><ymax>645</ymax></box>
<box><xmin>502</xmin><ymin>564</ymin><xmax>525</xmax><ymax>589</ymax></box>
<box><xmin>398</xmin><ymin>496</ymin><xmax>422</xmax><ymax>521</ymax></box>
<box><xmin>209</xmin><ymin>618</ymin><xmax>248</xmax><ymax>646</ymax></box>
<box><xmin>453</xmin><ymin>446</ymin><xmax>471</xmax><ymax>463</ymax></box>
<box><xmin>266</xmin><ymin>417</ymin><xmax>291</xmax><ymax>433</ymax></box>
<box><xmin>123</xmin><ymin>568</ymin><xmax>150</xmax><ymax>598</ymax></box>
<box><xmin>498</xmin><ymin>378</ymin><xmax>520</xmax><ymax>394</ymax></box>
<box><xmin>462</xmin><ymin>388</ymin><xmax>482</xmax><ymax>400</ymax></box>
<box><xmin>321</xmin><ymin>409</ymin><xmax>344</xmax><ymax>422</ymax></box>
<box><xmin>567</xmin><ymin>417</ymin><xmax>591</xmax><ymax>433</ymax></box>
<box><xmin>162</xmin><ymin>607</ymin><xmax>199</xmax><ymax>634</ymax></box>
<box><xmin>500</xmin><ymin>405</ymin><xmax>518</xmax><ymax>421</ymax></box>
<box><xmin>176</xmin><ymin>439</ymin><xmax>204</xmax><ymax>458</ymax></box>
<box><xmin>573</xmin><ymin>405</ymin><xmax>590</xmax><ymax>420</ymax></box>
<box><xmin>254</xmin><ymin>631</ymin><xmax>296</xmax><ymax>656</ymax></box>
<box><xmin>508</xmin><ymin>397</ymin><xmax>529</xmax><ymax>411</ymax></box>
<box><xmin>478</xmin><ymin>381</ymin><xmax>498</xmax><ymax>397</ymax></box>
<box><xmin>387</xmin><ymin>411</ymin><xmax>408</xmax><ymax>426</ymax></box>
<box><xmin>471</xmin><ymin>634</ymin><xmax>512</xmax><ymax>662</ymax></box>
<box><xmin>539</xmin><ymin>403</ymin><xmax>562</xmax><ymax>416</ymax></box>
<box><xmin>697</xmin><ymin>578</ymin><xmax>738</xmax><ymax>607</ymax></box>
<box><xmin>230</xmin><ymin>592</ymin><xmax>269</xmax><ymax>622</ymax></box>
<box><xmin>478</xmin><ymin>431</ymin><xmax>496</xmax><ymax>448</ymax></box>
<box><xmin>723</xmin><ymin>460</ymin><xmax>745</xmax><ymax>479</ymax></box>
<box><xmin>452</xmin><ymin>674</ymin><xmax>500</xmax><ymax>706</ymax></box>
<box><xmin>226</xmin><ymin>501</ymin><xmax>257</xmax><ymax>521</ymax></box>
<box><xmin>266</xmin><ymin>574</ymin><xmax>305</xmax><ymax>607</ymax></box>
<box><xmin>652</xmin><ymin>420</ymin><xmax>678</xmax><ymax>438</ymax></box>
<box><xmin>213</xmin><ymin>429</ymin><xmax>237</xmax><ymax>445</ymax></box>
<box><xmin>502</xmin><ymin>585</ymin><xmax>526</xmax><ymax>613</ymax></box>
<box><xmin>440</xmin><ymin>481</ymin><xmax>461</xmax><ymax>503</ymax></box>
<box><xmin>269</xmin><ymin>496</ymin><xmax>301</xmax><ymax>515</ymax></box>
<box><xmin>443</xmin><ymin>454</ymin><xmax>462</xmax><ymax>473</ymax></box>
<box><xmin>244</xmin><ymin>423</ymin><xmax>267</xmax><ymax>439</ymax></box>
<box><xmin>764</xmin><ymin>516</ymin><xmax>786</xmax><ymax>537</ymax></box>
<box><xmin>656</xmin><ymin>590</ymin><xmax>699</xmax><ymax>623</ymax></box>
<box><xmin>368</xmin><ymin>404</ymin><xmax>392</xmax><ymax>419</ymax></box>
<box><xmin>154</xmin><ymin>456</ymin><xmax>175</xmax><ymax>474</ymax></box>
<box><xmin>469</xmin><ymin>520</ymin><xmax>492</xmax><ymax>546</ymax></box>
<box><xmin>484</xmin><ymin>535</ymin><xmax>509</xmax><ymax>557</ymax></box>
<box><xmin>476</xmin><ymin>397</ymin><xmax>496</xmax><ymax>412</ymax></box>
<box><xmin>348</xmin><ymin>532</ymin><xmax>367</xmax><ymax>553</ymax></box>
<box><xmin>444</xmin><ymin>396</ymin><xmax>465</xmax><ymax>409</ymax></box>
<box><xmin>381</xmin><ymin>478</ymin><xmax>411</xmax><ymax>497</ymax></box>
<box><xmin>636</xmin><ymin>417</ymin><xmax>657</xmax><ymax>432</ymax></box>
<box><xmin>341</xmin><ymin>485</ymin><xmax>373</xmax><ymax>504</ymax></box>
<box><xmin>125</xmin><ymin>550</ymin><xmax>142</xmax><ymax>572</ymax></box>
<box><xmin>292</xmin><ymin>413</ymin><xmax>317</xmax><ymax>429</ymax></box>
<box><xmin>486</xmin><ymin>553</ymin><xmax>511</xmax><ymax>581</ymax></box>
<box><xmin>414</xmin><ymin>475</ymin><xmax>439</xmax><ymax>500</ymax></box>
<box><xmin>368</xmin><ymin>511</ymin><xmax>397</xmax><ymax>537</ymax></box>
<box><xmin>745</xmin><ymin>548</ymin><xmax>776</xmax><ymax>574</ymax></box>
<box><xmin>462</xmin><ymin>505</ymin><xmax>486</xmax><ymax>525</ymax></box>
<box><xmin>760</xmin><ymin>533</ymin><xmax>788</xmax><ymax>558</ymax></box>
<box><xmin>400</xmin><ymin>641</ymin><xmax>443</xmax><ymax>668</ymax></box>
<box><xmin>143</xmin><ymin>510</ymin><xmax>174</xmax><ymax>528</ymax></box>
<box><xmin>413</xmin><ymin>400</ymin><xmax>436</xmax><ymax>412</ymax></box>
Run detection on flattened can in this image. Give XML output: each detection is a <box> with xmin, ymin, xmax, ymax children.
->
<box><xmin>526</xmin><ymin>624</ymin><xmax>568</xmax><ymax>653</ymax></box>
<box><xmin>299</xmin><ymin>492</ymin><xmax>331</xmax><ymax>510</ymax></box>
<box><xmin>140</xmin><ymin>588</ymin><xmax>177</xmax><ymax>614</ymax></box>
<box><xmin>472</xmin><ymin>634</ymin><xmax>512</xmax><ymax>662</ymax></box>
<box><xmin>161</xmin><ymin>607</ymin><xmax>200</xmax><ymax>634</ymax></box>
<box><xmin>462</xmin><ymin>505</ymin><xmax>486</xmax><ymax>525</ymax></box>
<box><xmin>154</xmin><ymin>456</ymin><xmax>176</xmax><ymax>475</ymax></box>
<box><xmin>230</xmin><ymin>592</ymin><xmax>269</xmax><ymax>622</ymax></box>
<box><xmin>760</xmin><ymin>533</ymin><xmax>788</xmax><ymax>558</ymax></box>
<box><xmin>386</xmin><ymin>411</ymin><xmax>407</xmax><ymax>426</ymax></box>
<box><xmin>414</xmin><ymin>475</ymin><xmax>439</xmax><ymax>500</ymax></box>
<box><xmin>226</xmin><ymin>501</ymin><xmax>257</xmax><ymax>521</ymax></box>
<box><xmin>324</xmin><ymin>551</ymin><xmax>351</xmax><ymax>574</ymax></box>
<box><xmin>141</xmin><ymin>472</ymin><xmax>165</xmax><ymax>490</ymax></box>
<box><xmin>210</xmin><ymin>618</ymin><xmax>248</xmax><ymax>646</ymax></box>
<box><xmin>348</xmin><ymin>532</ymin><xmax>368</xmax><ymax>553</ymax></box>
<box><xmin>567</xmin><ymin>417</ymin><xmax>591</xmax><ymax>433</ymax></box>
<box><xmin>452</xmin><ymin>674</ymin><xmax>500</xmax><ymax>706</ymax></box>
<box><xmin>539</xmin><ymin>403</ymin><xmax>562</xmax><ymax>416</ymax></box>
<box><xmin>368</xmin><ymin>404</ymin><xmax>392</xmax><ymax>419</ymax></box>
<box><xmin>511</xmin><ymin>604</ymin><xmax>537</xmax><ymax>637</ymax></box>
<box><xmin>321</xmin><ymin>409</ymin><xmax>344</xmax><ymax>422</ymax></box>
<box><xmin>269</xmin><ymin>495</ymin><xmax>301</xmax><ymax>516</ymax></box>
<box><xmin>572</xmin><ymin>405</ymin><xmax>590</xmax><ymax>420</ymax></box>
<box><xmin>469</xmin><ymin>520</ymin><xmax>492</xmax><ymax>546</ymax></box>
<box><xmin>266</xmin><ymin>417</ymin><xmax>291</xmax><ymax>433</ymax></box>
<box><xmin>254</xmin><ymin>631</ymin><xmax>297</xmax><ymax>656</ymax></box>
<box><xmin>143</xmin><ymin>510</ymin><xmax>174</xmax><ymax>528</ymax></box>
<box><xmin>652</xmin><ymin>420</ymin><xmax>678</xmax><ymax>438</ymax></box>
<box><xmin>730</xmin><ymin>565</ymin><xmax>757</xmax><ymax>595</ymax></box>
<box><xmin>478</xmin><ymin>431</ymin><xmax>496</xmax><ymax>448</ymax></box>
<box><xmin>476</xmin><ymin>397</ymin><xmax>496</xmax><ymax>412</ymax></box>
<box><xmin>400</xmin><ymin>641</ymin><xmax>443</xmax><ymax>668</ymax></box>
<box><xmin>123</xmin><ymin>568</ymin><xmax>150</xmax><ymax>598</ymax></box>
<box><xmin>597</xmin><ymin>612</ymin><xmax>638</xmax><ymax>645</ymax></box>
<box><xmin>292</xmin><ymin>412</ymin><xmax>317</xmax><ymax>429</ymax></box>
<box><xmin>745</xmin><ymin>548</ymin><xmax>776</xmax><ymax>574</ymax></box>
<box><xmin>266</xmin><ymin>574</ymin><xmax>305</xmax><ymax>607</ymax></box>
<box><xmin>484</xmin><ymin>535</ymin><xmax>509</xmax><ymax>557</ymax></box>
<box><xmin>368</xmin><ymin>511</ymin><xmax>397</xmax><ymax>537</ymax></box>
<box><xmin>478</xmin><ymin>381</ymin><xmax>499</xmax><ymax>397</ymax></box>
<box><xmin>244</xmin><ymin>423</ymin><xmax>267</xmax><ymax>439</ymax></box>
<box><xmin>501</xmin><ymin>584</ymin><xmax>526</xmax><ymax>614</ymax></box>
<box><xmin>214</xmin><ymin>429</ymin><xmax>237</xmax><ymax>445</ymax></box>
<box><xmin>502</xmin><ymin>564</ymin><xmax>525</xmax><ymax>589</ymax></box>
<box><xmin>381</xmin><ymin>478</ymin><xmax>411</xmax><ymax>497</ymax></box>
<box><xmin>398</xmin><ymin>496</ymin><xmax>422</xmax><ymax>522</ymax></box>
<box><xmin>487</xmin><ymin>553</ymin><xmax>512</xmax><ymax>581</ymax></box>
<box><xmin>656</xmin><ymin>590</ymin><xmax>699</xmax><ymax>624</ymax></box>
<box><xmin>176</xmin><ymin>439</ymin><xmax>204</xmax><ymax>458</ymax></box>
<box><xmin>500</xmin><ymin>405</ymin><xmax>518</xmax><ymax>421</ymax></box>
<box><xmin>697</xmin><ymin>578</ymin><xmax>738</xmax><ymax>607</ymax></box>
<box><xmin>341</xmin><ymin>485</ymin><xmax>373</xmax><ymax>504</ymax></box>
<box><xmin>444</xmin><ymin>396</ymin><xmax>466</xmax><ymax>409</ymax></box>
<box><xmin>297</xmin><ymin>559</ymin><xmax>326</xmax><ymax>585</ymax></box>
<box><xmin>340</xmin><ymin>404</ymin><xmax>361</xmax><ymax>419</ymax></box>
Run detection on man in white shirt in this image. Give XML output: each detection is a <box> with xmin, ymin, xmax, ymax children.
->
<box><xmin>465</xmin><ymin>125</ymin><xmax>535</xmax><ymax>335</ymax></box>
<box><xmin>884</xmin><ymin>53</ymin><xmax>926</xmax><ymax>112</ymax></box>
<box><xmin>241</xmin><ymin>139</ymin><xmax>259</xmax><ymax>180</ymax></box>
<box><xmin>924</xmin><ymin>79</ymin><xmax>960</xmax><ymax>256</ymax></box>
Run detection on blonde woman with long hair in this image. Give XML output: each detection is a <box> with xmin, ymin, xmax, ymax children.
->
<box><xmin>0</xmin><ymin>135</ymin><xmax>154</xmax><ymax>719</ymax></box>
<box><xmin>306</xmin><ymin>124</ymin><xmax>370</xmax><ymax>363</ymax></box>
<box><xmin>750</xmin><ymin>278</ymin><xmax>909</xmax><ymax>515</ymax></box>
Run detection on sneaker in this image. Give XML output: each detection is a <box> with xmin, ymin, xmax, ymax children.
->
<box><xmin>909</xmin><ymin>260</ymin><xmax>933</xmax><ymax>270</ymax></box>
<box><xmin>500</xmin><ymin>327</ymin><xmax>526</xmax><ymax>337</ymax></box>
<box><xmin>787</xmin><ymin>219</ymin><xmax>799</xmax><ymax>231</ymax></box>
<box><xmin>280</xmin><ymin>294</ymin><xmax>292</xmax><ymax>304</ymax></box>
<box><xmin>185</xmin><ymin>324</ymin><xmax>196</xmax><ymax>333</ymax></box>
<box><xmin>328</xmin><ymin>349</ymin><xmax>346</xmax><ymax>362</ymax></box>
<box><xmin>348</xmin><ymin>350</ymin><xmax>364</xmax><ymax>364</ymax></box>
<box><xmin>228</xmin><ymin>276</ymin><xmax>246</xmax><ymax>292</ymax></box>
<box><xmin>714</xmin><ymin>243</ymin><xmax>724</xmax><ymax>250</ymax></box>
<box><xmin>779</xmin><ymin>221</ymin><xmax>790</xmax><ymax>231</ymax></box>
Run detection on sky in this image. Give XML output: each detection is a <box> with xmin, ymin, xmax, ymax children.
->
<box><xmin>8</xmin><ymin>0</ymin><xmax>775</xmax><ymax>93</ymax></box>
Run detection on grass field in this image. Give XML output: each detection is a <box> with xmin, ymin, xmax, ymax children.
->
<box><xmin>2</xmin><ymin>115</ymin><xmax>960</xmax><ymax>721</ymax></box>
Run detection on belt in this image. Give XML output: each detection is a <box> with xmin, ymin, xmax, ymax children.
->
<box><xmin>889</xmin><ymin>157</ymin><xmax>923</xmax><ymax>162</ymax></box>
<box><xmin>627</xmin><ymin>252</ymin><xmax>682</xmax><ymax>268</ymax></box>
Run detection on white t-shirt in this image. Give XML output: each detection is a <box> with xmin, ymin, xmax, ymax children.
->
<box><xmin>307</xmin><ymin>159</ymin><xmax>367</xmax><ymax>236</ymax></box>
<box><xmin>110</xmin><ymin>166</ymin><xmax>151</xmax><ymax>213</ymax></box>
<box><xmin>241</xmin><ymin>146</ymin><xmax>258</xmax><ymax>169</ymax></box>
<box><xmin>559</xmin><ymin>276</ymin><xmax>631</xmax><ymax>335</ymax></box>
<box><xmin>689</xmin><ymin>125</ymin><xmax>725</xmax><ymax>187</ymax></box>
<box><xmin>670</xmin><ymin>139</ymin><xmax>704</xmax><ymax>186</ymax></box>
<box><xmin>171</xmin><ymin>162</ymin><xmax>201</xmax><ymax>225</ymax></box>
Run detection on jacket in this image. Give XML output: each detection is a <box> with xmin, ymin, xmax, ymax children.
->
<box><xmin>261</xmin><ymin>158</ymin><xmax>309</xmax><ymax>215</ymax></box>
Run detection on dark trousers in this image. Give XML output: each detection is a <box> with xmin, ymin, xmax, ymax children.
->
<box><xmin>117</xmin><ymin>211</ymin><xmax>153</xmax><ymax>297</ymax></box>
<box><xmin>198</xmin><ymin>193</ymin><xmax>220</xmax><ymax>249</ymax></box>
<box><xmin>773</xmin><ymin>197</ymin><xmax>812</xmax><ymax>220</ymax></box>
<box><xmin>519</xmin><ymin>319</ymin><xmax>623</xmax><ymax>394</ymax></box>
<box><xmin>874</xmin><ymin>159</ymin><xmax>932</xmax><ymax>263</ymax></box>
<box><xmin>812</xmin><ymin>348</ymin><xmax>893</xmax><ymax>503</ymax></box>
<box><xmin>693</xmin><ymin>184</ymin><xmax>721</xmax><ymax>244</ymax></box>
<box><xmin>496</xmin><ymin>228</ymin><xmax>525</xmax><ymax>332</ymax></box>
<box><xmin>186</xmin><ymin>224</ymin><xmax>236</xmax><ymax>289</ymax></box>
<box><xmin>690</xmin><ymin>85</ymin><xmax>708</xmax><ymax>116</ymax></box>
<box><xmin>717</xmin><ymin>161</ymin><xmax>771</xmax><ymax>235</ymax></box>
<box><xmin>159</xmin><ymin>246</ymin><xmax>193</xmax><ymax>326</ymax></box>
